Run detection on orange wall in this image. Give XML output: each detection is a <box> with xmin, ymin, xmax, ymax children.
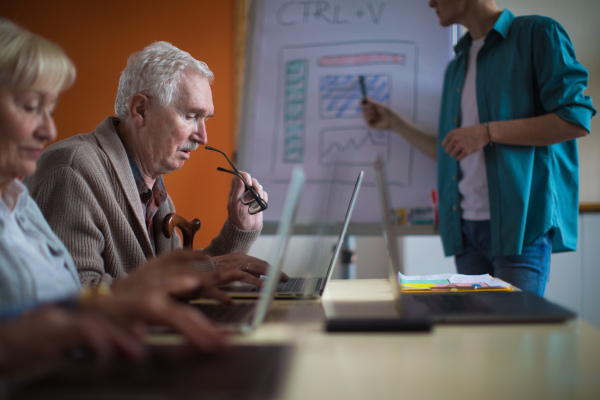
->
<box><xmin>0</xmin><ymin>0</ymin><xmax>236</xmax><ymax>248</ymax></box>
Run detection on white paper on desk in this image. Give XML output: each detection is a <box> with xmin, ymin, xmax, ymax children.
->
<box><xmin>399</xmin><ymin>273</ymin><xmax>451</xmax><ymax>281</ymax></box>
<box><xmin>399</xmin><ymin>273</ymin><xmax>510</xmax><ymax>287</ymax></box>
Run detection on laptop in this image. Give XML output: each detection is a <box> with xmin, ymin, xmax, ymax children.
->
<box><xmin>225</xmin><ymin>170</ymin><xmax>364</xmax><ymax>299</ymax></box>
<box><xmin>192</xmin><ymin>166</ymin><xmax>306</xmax><ymax>332</ymax></box>
<box><xmin>381</xmin><ymin>156</ymin><xmax>576</xmax><ymax>324</ymax></box>
<box><xmin>326</xmin><ymin>157</ymin><xmax>576</xmax><ymax>330</ymax></box>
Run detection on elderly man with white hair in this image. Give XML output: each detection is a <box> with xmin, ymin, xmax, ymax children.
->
<box><xmin>25</xmin><ymin>41</ymin><xmax>280</xmax><ymax>288</ymax></box>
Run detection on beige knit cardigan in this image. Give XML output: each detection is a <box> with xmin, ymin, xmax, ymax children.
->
<box><xmin>24</xmin><ymin>117</ymin><xmax>260</xmax><ymax>287</ymax></box>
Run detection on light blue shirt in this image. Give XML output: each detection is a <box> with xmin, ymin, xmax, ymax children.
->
<box><xmin>0</xmin><ymin>180</ymin><xmax>80</xmax><ymax>309</ymax></box>
<box><xmin>437</xmin><ymin>9</ymin><xmax>596</xmax><ymax>257</ymax></box>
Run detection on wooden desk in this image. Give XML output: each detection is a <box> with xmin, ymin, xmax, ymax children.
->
<box><xmin>220</xmin><ymin>279</ymin><xmax>600</xmax><ymax>400</ymax></box>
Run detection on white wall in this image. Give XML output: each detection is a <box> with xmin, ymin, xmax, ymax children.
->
<box><xmin>550</xmin><ymin>213</ymin><xmax>600</xmax><ymax>327</ymax></box>
<box><xmin>498</xmin><ymin>0</ymin><xmax>600</xmax><ymax>202</ymax></box>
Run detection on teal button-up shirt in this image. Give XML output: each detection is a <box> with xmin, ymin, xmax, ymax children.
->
<box><xmin>437</xmin><ymin>9</ymin><xmax>596</xmax><ymax>257</ymax></box>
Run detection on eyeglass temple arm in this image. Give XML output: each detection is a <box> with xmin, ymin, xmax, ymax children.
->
<box><xmin>205</xmin><ymin>146</ymin><xmax>242</xmax><ymax>175</ymax></box>
<box><xmin>216</xmin><ymin>167</ymin><xmax>251</xmax><ymax>188</ymax></box>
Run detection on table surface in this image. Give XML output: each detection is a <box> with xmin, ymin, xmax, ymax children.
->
<box><xmin>150</xmin><ymin>279</ymin><xmax>600</xmax><ymax>400</ymax></box>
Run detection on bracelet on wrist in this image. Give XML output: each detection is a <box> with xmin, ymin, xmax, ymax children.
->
<box><xmin>78</xmin><ymin>283</ymin><xmax>112</xmax><ymax>306</ymax></box>
<box><xmin>485</xmin><ymin>122</ymin><xmax>492</xmax><ymax>144</ymax></box>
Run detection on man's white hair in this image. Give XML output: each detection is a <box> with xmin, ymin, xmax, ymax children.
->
<box><xmin>114</xmin><ymin>41</ymin><xmax>214</xmax><ymax>119</ymax></box>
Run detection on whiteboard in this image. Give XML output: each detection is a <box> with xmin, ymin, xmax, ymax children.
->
<box><xmin>238</xmin><ymin>0</ymin><xmax>455</xmax><ymax>231</ymax></box>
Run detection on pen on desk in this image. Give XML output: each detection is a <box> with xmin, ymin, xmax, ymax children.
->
<box><xmin>428</xmin><ymin>284</ymin><xmax>484</xmax><ymax>291</ymax></box>
<box><xmin>358</xmin><ymin>75</ymin><xmax>367</xmax><ymax>104</ymax></box>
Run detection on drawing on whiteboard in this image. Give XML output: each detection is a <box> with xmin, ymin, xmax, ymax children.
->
<box><xmin>283</xmin><ymin>60</ymin><xmax>307</xmax><ymax>164</ymax></box>
<box><xmin>319</xmin><ymin>74</ymin><xmax>389</xmax><ymax>119</ymax></box>
<box><xmin>274</xmin><ymin>40</ymin><xmax>416</xmax><ymax>188</ymax></box>
<box><xmin>320</xmin><ymin>128</ymin><xmax>388</xmax><ymax>166</ymax></box>
<box><xmin>240</xmin><ymin>0</ymin><xmax>453</xmax><ymax>225</ymax></box>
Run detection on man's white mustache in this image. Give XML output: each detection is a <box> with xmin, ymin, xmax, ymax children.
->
<box><xmin>179</xmin><ymin>142</ymin><xmax>199</xmax><ymax>152</ymax></box>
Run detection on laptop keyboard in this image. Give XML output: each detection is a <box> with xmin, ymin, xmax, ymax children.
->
<box><xmin>412</xmin><ymin>294</ymin><xmax>493</xmax><ymax>314</ymax></box>
<box><xmin>277</xmin><ymin>277</ymin><xmax>322</xmax><ymax>293</ymax></box>
<box><xmin>194</xmin><ymin>302</ymin><xmax>255</xmax><ymax>323</ymax></box>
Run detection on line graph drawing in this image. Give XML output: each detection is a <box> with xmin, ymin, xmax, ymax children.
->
<box><xmin>320</xmin><ymin>128</ymin><xmax>389</xmax><ymax>166</ymax></box>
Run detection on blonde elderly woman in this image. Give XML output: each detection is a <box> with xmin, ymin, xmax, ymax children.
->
<box><xmin>0</xmin><ymin>19</ymin><xmax>254</xmax><ymax>375</ymax></box>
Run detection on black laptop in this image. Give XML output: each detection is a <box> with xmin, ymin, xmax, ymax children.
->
<box><xmin>326</xmin><ymin>157</ymin><xmax>576</xmax><ymax>330</ymax></box>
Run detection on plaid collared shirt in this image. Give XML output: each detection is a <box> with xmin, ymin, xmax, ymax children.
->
<box><xmin>116</xmin><ymin>125</ymin><xmax>167</xmax><ymax>253</ymax></box>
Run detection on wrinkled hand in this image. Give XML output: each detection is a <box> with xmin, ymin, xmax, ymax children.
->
<box><xmin>212</xmin><ymin>252</ymin><xmax>289</xmax><ymax>288</ymax></box>
<box><xmin>227</xmin><ymin>171</ymin><xmax>266</xmax><ymax>231</ymax></box>
<box><xmin>0</xmin><ymin>307</ymin><xmax>145</xmax><ymax>377</ymax></box>
<box><xmin>85</xmin><ymin>290</ymin><xmax>229</xmax><ymax>353</ymax></box>
<box><xmin>441</xmin><ymin>124</ymin><xmax>489</xmax><ymax>161</ymax></box>
<box><xmin>361</xmin><ymin>98</ymin><xmax>394</xmax><ymax>130</ymax></box>
<box><xmin>111</xmin><ymin>250</ymin><xmax>220</xmax><ymax>298</ymax></box>
<box><xmin>105</xmin><ymin>250</ymin><xmax>232</xmax><ymax>351</ymax></box>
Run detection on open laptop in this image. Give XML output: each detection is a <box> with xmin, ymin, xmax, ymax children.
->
<box><xmin>374</xmin><ymin>156</ymin><xmax>576</xmax><ymax>324</ymax></box>
<box><xmin>226</xmin><ymin>170</ymin><xmax>364</xmax><ymax>299</ymax></box>
<box><xmin>326</xmin><ymin>157</ymin><xmax>576</xmax><ymax>330</ymax></box>
<box><xmin>192</xmin><ymin>166</ymin><xmax>306</xmax><ymax>332</ymax></box>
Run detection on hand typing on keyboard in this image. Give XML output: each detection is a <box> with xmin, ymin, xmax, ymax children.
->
<box><xmin>211</xmin><ymin>252</ymin><xmax>290</xmax><ymax>287</ymax></box>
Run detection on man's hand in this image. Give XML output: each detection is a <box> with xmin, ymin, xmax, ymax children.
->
<box><xmin>441</xmin><ymin>123</ymin><xmax>489</xmax><ymax>161</ymax></box>
<box><xmin>212</xmin><ymin>252</ymin><xmax>289</xmax><ymax>288</ymax></box>
<box><xmin>361</xmin><ymin>98</ymin><xmax>394</xmax><ymax>130</ymax></box>
<box><xmin>112</xmin><ymin>250</ymin><xmax>216</xmax><ymax>296</ymax></box>
<box><xmin>227</xmin><ymin>171</ymin><xmax>266</xmax><ymax>231</ymax></box>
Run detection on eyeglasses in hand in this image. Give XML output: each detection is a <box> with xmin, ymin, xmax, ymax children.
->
<box><xmin>205</xmin><ymin>146</ymin><xmax>268</xmax><ymax>215</ymax></box>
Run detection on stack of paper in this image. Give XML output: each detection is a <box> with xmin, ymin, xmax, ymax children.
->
<box><xmin>399</xmin><ymin>273</ymin><xmax>512</xmax><ymax>292</ymax></box>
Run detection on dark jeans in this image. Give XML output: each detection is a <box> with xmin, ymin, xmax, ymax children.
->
<box><xmin>455</xmin><ymin>220</ymin><xmax>551</xmax><ymax>296</ymax></box>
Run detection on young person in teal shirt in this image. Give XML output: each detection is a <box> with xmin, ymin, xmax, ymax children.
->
<box><xmin>362</xmin><ymin>0</ymin><xmax>595</xmax><ymax>296</ymax></box>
